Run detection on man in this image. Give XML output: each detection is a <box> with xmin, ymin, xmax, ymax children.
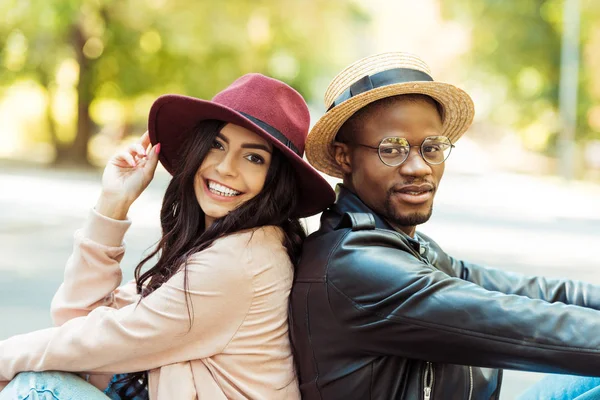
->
<box><xmin>290</xmin><ymin>52</ymin><xmax>600</xmax><ymax>400</ymax></box>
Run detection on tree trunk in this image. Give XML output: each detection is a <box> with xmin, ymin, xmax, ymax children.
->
<box><xmin>37</xmin><ymin>68</ymin><xmax>68</xmax><ymax>162</ymax></box>
<box><xmin>60</xmin><ymin>21</ymin><xmax>94</xmax><ymax>166</ymax></box>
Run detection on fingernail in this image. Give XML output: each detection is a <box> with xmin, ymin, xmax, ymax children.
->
<box><xmin>155</xmin><ymin>143</ymin><xmax>161</xmax><ymax>154</ymax></box>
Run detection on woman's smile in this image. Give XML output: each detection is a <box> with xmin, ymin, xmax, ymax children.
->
<box><xmin>204</xmin><ymin>179</ymin><xmax>243</xmax><ymax>201</ymax></box>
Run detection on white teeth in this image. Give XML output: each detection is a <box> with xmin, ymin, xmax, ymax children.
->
<box><xmin>208</xmin><ymin>180</ymin><xmax>241</xmax><ymax>197</ymax></box>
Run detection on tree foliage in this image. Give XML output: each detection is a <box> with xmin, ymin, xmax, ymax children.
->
<box><xmin>441</xmin><ymin>0</ymin><xmax>600</xmax><ymax>153</ymax></box>
<box><xmin>0</xmin><ymin>0</ymin><xmax>364</xmax><ymax>164</ymax></box>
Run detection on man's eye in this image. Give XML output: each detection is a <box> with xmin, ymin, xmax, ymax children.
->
<box><xmin>423</xmin><ymin>145</ymin><xmax>441</xmax><ymax>153</ymax></box>
<box><xmin>381</xmin><ymin>146</ymin><xmax>407</xmax><ymax>155</ymax></box>
<box><xmin>245</xmin><ymin>154</ymin><xmax>265</xmax><ymax>164</ymax></box>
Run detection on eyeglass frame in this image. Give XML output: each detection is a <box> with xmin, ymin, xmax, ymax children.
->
<box><xmin>340</xmin><ymin>135</ymin><xmax>455</xmax><ymax>167</ymax></box>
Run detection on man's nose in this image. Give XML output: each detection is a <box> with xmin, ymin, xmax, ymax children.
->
<box><xmin>398</xmin><ymin>147</ymin><xmax>431</xmax><ymax>177</ymax></box>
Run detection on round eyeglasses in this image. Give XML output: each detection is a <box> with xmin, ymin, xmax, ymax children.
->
<box><xmin>347</xmin><ymin>135</ymin><xmax>454</xmax><ymax>167</ymax></box>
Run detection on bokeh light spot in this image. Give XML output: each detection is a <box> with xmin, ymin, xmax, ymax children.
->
<box><xmin>83</xmin><ymin>37</ymin><xmax>104</xmax><ymax>59</ymax></box>
<box><xmin>140</xmin><ymin>30</ymin><xmax>162</xmax><ymax>54</ymax></box>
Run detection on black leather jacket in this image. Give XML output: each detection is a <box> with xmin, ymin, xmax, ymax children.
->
<box><xmin>290</xmin><ymin>186</ymin><xmax>600</xmax><ymax>400</ymax></box>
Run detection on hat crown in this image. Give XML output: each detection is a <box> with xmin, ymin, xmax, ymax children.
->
<box><xmin>212</xmin><ymin>73</ymin><xmax>309</xmax><ymax>155</ymax></box>
<box><xmin>324</xmin><ymin>52</ymin><xmax>433</xmax><ymax>110</ymax></box>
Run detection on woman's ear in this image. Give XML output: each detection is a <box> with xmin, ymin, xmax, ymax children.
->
<box><xmin>332</xmin><ymin>142</ymin><xmax>352</xmax><ymax>175</ymax></box>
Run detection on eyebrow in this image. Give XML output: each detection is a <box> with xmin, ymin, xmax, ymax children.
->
<box><xmin>217</xmin><ymin>133</ymin><xmax>272</xmax><ymax>153</ymax></box>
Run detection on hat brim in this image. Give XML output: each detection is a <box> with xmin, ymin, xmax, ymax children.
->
<box><xmin>148</xmin><ymin>94</ymin><xmax>335</xmax><ymax>218</ymax></box>
<box><xmin>306</xmin><ymin>81</ymin><xmax>475</xmax><ymax>178</ymax></box>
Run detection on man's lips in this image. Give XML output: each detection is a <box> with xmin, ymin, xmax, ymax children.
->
<box><xmin>391</xmin><ymin>184</ymin><xmax>435</xmax><ymax>205</ymax></box>
<box><xmin>395</xmin><ymin>184</ymin><xmax>435</xmax><ymax>194</ymax></box>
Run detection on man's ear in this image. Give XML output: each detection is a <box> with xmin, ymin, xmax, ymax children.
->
<box><xmin>332</xmin><ymin>141</ymin><xmax>352</xmax><ymax>174</ymax></box>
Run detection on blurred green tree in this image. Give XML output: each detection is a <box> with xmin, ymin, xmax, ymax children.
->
<box><xmin>0</xmin><ymin>0</ymin><xmax>366</xmax><ymax>165</ymax></box>
<box><xmin>441</xmin><ymin>0</ymin><xmax>600</xmax><ymax>153</ymax></box>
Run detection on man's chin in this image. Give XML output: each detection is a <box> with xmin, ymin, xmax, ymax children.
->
<box><xmin>392</xmin><ymin>212</ymin><xmax>432</xmax><ymax>227</ymax></box>
<box><xmin>386</xmin><ymin>203</ymin><xmax>433</xmax><ymax>227</ymax></box>
<box><xmin>383</xmin><ymin>196</ymin><xmax>434</xmax><ymax>227</ymax></box>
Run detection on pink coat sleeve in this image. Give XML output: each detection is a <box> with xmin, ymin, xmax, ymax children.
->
<box><xmin>0</xmin><ymin>231</ymin><xmax>256</xmax><ymax>382</ymax></box>
<box><xmin>50</xmin><ymin>209</ymin><xmax>140</xmax><ymax>326</ymax></box>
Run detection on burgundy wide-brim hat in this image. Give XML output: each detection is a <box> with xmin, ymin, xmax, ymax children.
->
<box><xmin>148</xmin><ymin>73</ymin><xmax>335</xmax><ymax>218</ymax></box>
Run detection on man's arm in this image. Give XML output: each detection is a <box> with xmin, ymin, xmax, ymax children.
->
<box><xmin>420</xmin><ymin>232</ymin><xmax>600</xmax><ymax>310</ymax></box>
<box><xmin>327</xmin><ymin>235</ymin><xmax>600</xmax><ymax>376</ymax></box>
<box><xmin>449</xmin><ymin>257</ymin><xmax>600</xmax><ymax>308</ymax></box>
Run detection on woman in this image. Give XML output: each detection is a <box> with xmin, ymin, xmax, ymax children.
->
<box><xmin>0</xmin><ymin>73</ymin><xmax>335</xmax><ymax>399</ymax></box>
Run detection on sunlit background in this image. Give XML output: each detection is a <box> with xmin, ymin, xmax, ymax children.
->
<box><xmin>1</xmin><ymin>0</ymin><xmax>600</xmax><ymax>177</ymax></box>
<box><xmin>2</xmin><ymin>1</ymin><xmax>600</xmax><ymax>398</ymax></box>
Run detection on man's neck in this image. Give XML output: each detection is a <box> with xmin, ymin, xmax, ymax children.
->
<box><xmin>385</xmin><ymin>219</ymin><xmax>416</xmax><ymax>238</ymax></box>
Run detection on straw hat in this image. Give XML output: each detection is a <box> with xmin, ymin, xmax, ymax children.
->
<box><xmin>306</xmin><ymin>52</ymin><xmax>475</xmax><ymax>178</ymax></box>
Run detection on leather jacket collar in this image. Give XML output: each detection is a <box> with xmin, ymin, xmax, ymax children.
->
<box><xmin>329</xmin><ymin>184</ymin><xmax>425</xmax><ymax>254</ymax></box>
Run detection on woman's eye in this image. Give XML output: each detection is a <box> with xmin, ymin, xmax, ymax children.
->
<box><xmin>245</xmin><ymin>154</ymin><xmax>265</xmax><ymax>164</ymax></box>
<box><xmin>211</xmin><ymin>140</ymin><xmax>224</xmax><ymax>150</ymax></box>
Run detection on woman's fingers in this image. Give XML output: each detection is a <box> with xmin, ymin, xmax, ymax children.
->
<box><xmin>143</xmin><ymin>143</ymin><xmax>161</xmax><ymax>177</ymax></box>
<box><xmin>139</xmin><ymin>131</ymin><xmax>150</xmax><ymax>149</ymax></box>
<box><xmin>137</xmin><ymin>132</ymin><xmax>154</xmax><ymax>165</ymax></box>
<box><xmin>114</xmin><ymin>150</ymin><xmax>137</xmax><ymax>167</ymax></box>
<box><xmin>129</xmin><ymin>143</ymin><xmax>147</xmax><ymax>159</ymax></box>
<box><xmin>111</xmin><ymin>133</ymin><xmax>155</xmax><ymax>169</ymax></box>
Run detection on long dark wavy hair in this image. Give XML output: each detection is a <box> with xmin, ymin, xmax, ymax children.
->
<box><xmin>117</xmin><ymin>120</ymin><xmax>306</xmax><ymax>399</ymax></box>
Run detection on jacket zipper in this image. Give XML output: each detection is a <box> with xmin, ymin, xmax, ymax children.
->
<box><xmin>423</xmin><ymin>362</ymin><xmax>434</xmax><ymax>400</ymax></box>
<box><xmin>468</xmin><ymin>366</ymin><xmax>473</xmax><ymax>400</ymax></box>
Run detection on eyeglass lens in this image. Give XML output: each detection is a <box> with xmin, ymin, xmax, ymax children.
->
<box><xmin>378</xmin><ymin>136</ymin><xmax>452</xmax><ymax>166</ymax></box>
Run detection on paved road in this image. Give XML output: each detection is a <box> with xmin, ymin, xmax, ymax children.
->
<box><xmin>1</xmin><ymin>163</ymin><xmax>600</xmax><ymax>399</ymax></box>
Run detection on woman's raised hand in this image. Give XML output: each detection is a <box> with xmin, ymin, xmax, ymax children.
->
<box><xmin>95</xmin><ymin>132</ymin><xmax>161</xmax><ymax>220</ymax></box>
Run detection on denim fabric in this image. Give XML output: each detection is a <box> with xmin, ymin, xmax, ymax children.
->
<box><xmin>0</xmin><ymin>371</ymin><xmax>149</xmax><ymax>400</ymax></box>
<box><xmin>0</xmin><ymin>371</ymin><xmax>109</xmax><ymax>400</ymax></box>
<box><xmin>518</xmin><ymin>374</ymin><xmax>600</xmax><ymax>400</ymax></box>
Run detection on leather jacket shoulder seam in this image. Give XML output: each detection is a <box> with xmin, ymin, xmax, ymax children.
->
<box><xmin>323</xmin><ymin>229</ymin><xmax>353</xmax><ymax>276</ymax></box>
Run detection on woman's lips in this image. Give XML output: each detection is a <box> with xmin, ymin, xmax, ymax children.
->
<box><xmin>203</xmin><ymin>179</ymin><xmax>242</xmax><ymax>203</ymax></box>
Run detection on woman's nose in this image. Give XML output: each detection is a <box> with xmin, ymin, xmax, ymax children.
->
<box><xmin>215</xmin><ymin>153</ymin><xmax>238</xmax><ymax>177</ymax></box>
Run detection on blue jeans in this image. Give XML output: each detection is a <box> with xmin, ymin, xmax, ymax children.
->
<box><xmin>0</xmin><ymin>371</ymin><xmax>148</xmax><ymax>400</ymax></box>
<box><xmin>518</xmin><ymin>374</ymin><xmax>600</xmax><ymax>400</ymax></box>
<box><xmin>3</xmin><ymin>371</ymin><xmax>600</xmax><ymax>400</ymax></box>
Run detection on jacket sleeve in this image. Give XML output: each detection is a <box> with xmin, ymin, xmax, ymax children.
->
<box><xmin>419</xmin><ymin>232</ymin><xmax>600</xmax><ymax>310</ymax></box>
<box><xmin>447</xmin><ymin>256</ymin><xmax>600</xmax><ymax>310</ymax></box>
<box><xmin>50</xmin><ymin>209</ymin><xmax>142</xmax><ymax>326</ymax></box>
<box><xmin>327</xmin><ymin>231</ymin><xmax>600</xmax><ymax>376</ymax></box>
<box><xmin>0</xmin><ymin>234</ymin><xmax>254</xmax><ymax>381</ymax></box>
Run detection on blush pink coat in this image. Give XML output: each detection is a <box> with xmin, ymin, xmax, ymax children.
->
<box><xmin>0</xmin><ymin>210</ymin><xmax>301</xmax><ymax>399</ymax></box>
